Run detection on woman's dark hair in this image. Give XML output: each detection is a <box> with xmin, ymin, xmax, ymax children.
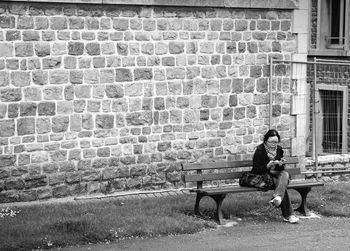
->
<box><xmin>263</xmin><ymin>129</ymin><xmax>281</xmax><ymax>143</ymax></box>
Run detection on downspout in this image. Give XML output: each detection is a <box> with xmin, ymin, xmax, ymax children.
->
<box><xmin>269</xmin><ymin>57</ymin><xmax>273</xmax><ymax>128</ymax></box>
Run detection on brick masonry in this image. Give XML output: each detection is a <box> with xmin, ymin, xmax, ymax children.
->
<box><xmin>0</xmin><ymin>2</ymin><xmax>296</xmax><ymax>203</ymax></box>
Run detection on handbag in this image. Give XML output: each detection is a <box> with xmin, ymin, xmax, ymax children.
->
<box><xmin>239</xmin><ymin>172</ymin><xmax>274</xmax><ymax>191</ymax></box>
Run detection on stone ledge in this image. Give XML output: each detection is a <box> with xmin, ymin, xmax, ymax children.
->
<box><xmin>306</xmin><ymin>154</ymin><xmax>350</xmax><ymax>165</ymax></box>
<box><xmin>3</xmin><ymin>0</ymin><xmax>299</xmax><ymax>9</ymax></box>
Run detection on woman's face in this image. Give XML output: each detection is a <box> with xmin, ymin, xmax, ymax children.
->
<box><xmin>266</xmin><ymin>136</ymin><xmax>279</xmax><ymax>147</ymax></box>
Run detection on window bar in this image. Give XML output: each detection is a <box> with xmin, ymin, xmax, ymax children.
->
<box><xmin>345</xmin><ymin>0</ymin><xmax>350</xmax><ymax>52</ymax></box>
<box><xmin>339</xmin><ymin>0</ymin><xmax>345</xmax><ymax>46</ymax></box>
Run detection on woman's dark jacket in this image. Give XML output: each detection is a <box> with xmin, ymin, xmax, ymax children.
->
<box><xmin>251</xmin><ymin>143</ymin><xmax>284</xmax><ymax>175</ymax></box>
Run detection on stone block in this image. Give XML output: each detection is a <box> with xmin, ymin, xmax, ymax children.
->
<box><xmin>50</xmin><ymin>150</ymin><xmax>67</xmax><ymax>162</ymax></box>
<box><xmin>0</xmin><ymin>119</ymin><xmax>15</xmax><ymax>136</ymax></box>
<box><xmin>17</xmin><ymin>117</ymin><xmax>35</xmax><ymax>135</ymax></box>
<box><xmin>42</xmin><ymin>57</ymin><xmax>62</xmax><ymax>69</ymax></box>
<box><xmin>23</xmin><ymin>87</ymin><xmax>42</xmax><ymax>101</ymax></box>
<box><xmin>64</xmin><ymin>85</ymin><xmax>74</xmax><ymax>100</ymax></box>
<box><xmin>31</xmin><ymin>151</ymin><xmax>49</xmax><ymax>163</ymax></box>
<box><xmin>86</xmin><ymin>43</ymin><xmax>100</xmax><ymax>56</ymax></box>
<box><xmin>0</xmin><ymin>104</ymin><xmax>6</xmax><ymax>118</ymax></box>
<box><xmin>87</xmin><ymin>100</ymin><xmax>100</xmax><ymax>112</ymax></box>
<box><xmin>11</xmin><ymin>71</ymin><xmax>30</xmax><ymax>87</ymax></box>
<box><xmin>52</xmin><ymin>116</ymin><xmax>69</xmax><ymax>132</ymax></box>
<box><xmin>82</xmin><ymin>170</ymin><xmax>100</xmax><ymax>181</ymax></box>
<box><xmin>234</xmin><ymin>107</ymin><xmax>246</xmax><ymax>120</ymax></box>
<box><xmin>70</xmin><ymin>70</ymin><xmax>83</xmax><ymax>84</ymax></box>
<box><xmin>24</xmin><ymin>175</ymin><xmax>47</xmax><ymax>189</ymax></box>
<box><xmin>15</xmin><ymin>43</ymin><xmax>34</xmax><ymax>57</ymax></box>
<box><xmin>134</xmin><ymin>68</ymin><xmax>153</xmax><ymax>81</ymax></box>
<box><xmin>35</xmin><ymin>16</ymin><xmax>49</xmax><ymax>29</ymax></box>
<box><xmin>59</xmin><ymin>161</ymin><xmax>75</xmax><ymax>172</ymax></box>
<box><xmin>68</xmin><ymin>42</ymin><xmax>84</xmax><ymax>55</ymax></box>
<box><xmin>32</xmin><ymin>70</ymin><xmax>48</xmax><ymax>85</ymax></box>
<box><xmin>82</xmin><ymin>113</ymin><xmax>93</xmax><ymax>129</ymax></box>
<box><xmin>49</xmin><ymin>70</ymin><xmax>69</xmax><ymax>85</ymax></box>
<box><xmin>105</xmin><ymin>84</ymin><xmax>124</xmax><ymax>98</ymax></box>
<box><xmin>50</xmin><ymin>17</ymin><xmax>67</xmax><ymax>30</ymax></box>
<box><xmin>52</xmin><ymin>185</ymin><xmax>70</xmax><ymax>198</ymax></box>
<box><xmin>84</xmin><ymin>69</ymin><xmax>99</xmax><ymax>84</ymax></box>
<box><xmin>19</xmin><ymin>190</ymin><xmax>38</xmax><ymax>201</ymax></box>
<box><xmin>0</xmin><ymin>71</ymin><xmax>9</xmax><ymax>87</ymax></box>
<box><xmin>69</xmin><ymin>17</ymin><xmax>84</xmax><ymax>29</ymax></box>
<box><xmin>250</xmin><ymin>66</ymin><xmax>262</xmax><ymax>78</ymax></box>
<box><xmin>17</xmin><ymin>153</ymin><xmax>30</xmax><ymax>166</ymax></box>
<box><xmin>36</xmin><ymin>117</ymin><xmax>51</xmax><ymax>134</ymax></box>
<box><xmin>0</xmin><ymin>155</ymin><xmax>16</xmax><ymax>167</ymax></box>
<box><xmin>0</xmin><ymin>168</ymin><xmax>11</xmax><ymax>179</ymax></box>
<box><xmin>18</xmin><ymin>16</ymin><xmax>33</xmax><ymax>29</ymax></box>
<box><xmin>96</xmin><ymin>114</ymin><xmax>114</xmax><ymax>129</ymax></box>
<box><xmin>0</xmin><ymin>16</ymin><xmax>15</xmax><ymax>29</ymax></box>
<box><xmin>43</xmin><ymin>86</ymin><xmax>63</xmax><ymax>100</ymax></box>
<box><xmin>23</xmin><ymin>31</ymin><xmax>40</xmax><ymax>41</ymax></box>
<box><xmin>52</xmin><ymin>42</ymin><xmax>67</xmax><ymax>55</ymax></box>
<box><xmin>63</xmin><ymin>56</ymin><xmax>76</xmax><ymax>69</ymax></box>
<box><xmin>124</xmin><ymin>83</ymin><xmax>142</xmax><ymax>98</ymax></box>
<box><xmin>126</xmin><ymin>111</ymin><xmax>153</xmax><ymax>126</ymax></box>
<box><xmin>38</xmin><ymin>102</ymin><xmax>56</xmax><ymax>116</ymax></box>
<box><xmin>169</xmin><ymin>41</ymin><xmax>184</xmax><ymax>54</ymax></box>
<box><xmin>37</xmin><ymin>187</ymin><xmax>52</xmax><ymax>200</ymax></box>
<box><xmin>68</xmin><ymin>149</ymin><xmax>81</xmax><ymax>160</ymax></box>
<box><xmin>74</xmin><ymin>100</ymin><xmax>86</xmax><ymax>113</ymax></box>
<box><xmin>0</xmin><ymin>43</ymin><xmax>13</xmax><ymax>57</ymax></box>
<box><xmin>20</xmin><ymin>102</ymin><xmax>37</xmax><ymax>116</ymax></box>
<box><xmin>115</xmin><ymin>68</ymin><xmax>132</xmax><ymax>82</ymax></box>
<box><xmin>57</xmin><ymin>101</ymin><xmax>73</xmax><ymax>114</ymax></box>
<box><xmin>166</xmin><ymin>67</ymin><xmax>185</xmax><ymax>80</ymax></box>
<box><xmin>101</xmin><ymin>42</ymin><xmax>115</xmax><ymax>55</ymax></box>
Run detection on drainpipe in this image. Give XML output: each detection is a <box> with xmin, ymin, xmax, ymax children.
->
<box><xmin>313</xmin><ymin>57</ymin><xmax>318</xmax><ymax>174</ymax></box>
<box><xmin>269</xmin><ymin>57</ymin><xmax>273</xmax><ymax>128</ymax></box>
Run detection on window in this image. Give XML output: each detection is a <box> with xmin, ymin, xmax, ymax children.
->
<box><xmin>315</xmin><ymin>84</ymin><xmax>348</xmax><ymax>154</ymax></box>
<box><xmin>326</xmin><ymin>0</ymin><xmax>347</xmax><ymax>48</ymax></box>
<box><xmin>311</xmin><ymin>0</ymin><xmax>350</xmax><ymax>55</ymax></box>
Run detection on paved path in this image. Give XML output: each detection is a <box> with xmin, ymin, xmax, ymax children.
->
<box><xmin>56</xmin><ymin>216</ymin><xmax>350</xmax><ymax>251</ymax></box>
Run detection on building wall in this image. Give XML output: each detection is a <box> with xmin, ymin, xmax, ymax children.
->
<box><xmin>0</xmin><ymin>1</ymin><xmax>298</xmax><ymax>202</ymax></box>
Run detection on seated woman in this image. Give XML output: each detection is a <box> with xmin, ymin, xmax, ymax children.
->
<box><xmin>251</xmin><ymin>129</ymin><xmax>299</xmax><ymax>224</ymax></box>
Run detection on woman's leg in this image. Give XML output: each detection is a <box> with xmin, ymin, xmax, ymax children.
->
<box><xmin>279</xmin><ymin>190</ymin><xmax>294</xmax><ymax>218</ymax></box>
<box><xmin>271</xmin><ymin>171</ymin><xmax>293</xmax><ymax>216</ymax></box>
<box><xmin>273</xmin><ymin>170</ymin><xmax>289</xmax><ymax>198</ymax></box>
<box><xmin>271</xmin><ymin>171</ymin><xmax>297</xmax><ymax>222</ymax></box>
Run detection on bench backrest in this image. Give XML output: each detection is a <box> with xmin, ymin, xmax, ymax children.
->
<box><xmin>181</xmin><ymin>157</ymin><xmax>300</xmax><ymax>189</ymax></box>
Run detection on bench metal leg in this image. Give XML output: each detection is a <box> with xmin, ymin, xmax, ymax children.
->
<box><xmin>194</xmin><ymin>193</ymin><xmax>205</xmax><ymax>217</ymax></box>
<box><xmin>210</xmin><ymin>194</ymin><xmax>226</xmax><ymax>225</ymax></box>
<box><xmin>292</xmin><ymin>187</ymin><xmax>311</xmax><ymax>216</ymax></box>
<box><xmin>194</xmin><ymin>193</ymin><xmax>227</xmax><ymax>225</ymax></box>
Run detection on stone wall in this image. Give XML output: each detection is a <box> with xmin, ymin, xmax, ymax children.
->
<box><xmin>0</xmin><ymin>1</ymin><xmax>297</xmax><ymax>203</ymax></box>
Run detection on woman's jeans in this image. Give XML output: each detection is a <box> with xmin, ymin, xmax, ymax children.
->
<box><xmin>272</xmin><ymin>170</ymin><xmax>293</xmax><ymax>218</ymax></box>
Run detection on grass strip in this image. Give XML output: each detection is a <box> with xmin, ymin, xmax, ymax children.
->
<box><xmin>0</xmin><ymin>181</ymin><xmax>349</xmax><ymax>250</ymax></box>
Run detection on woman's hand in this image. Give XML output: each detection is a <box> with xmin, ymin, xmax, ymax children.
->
<box><xmin>267</xmin><ymin>160</ymin><xmax>275</xmax><ymax>169</ymax></box>
<box><xmin>275</xmin><ymin>159</ymin><xmax>286</xmax><ymax>166</ymax></box>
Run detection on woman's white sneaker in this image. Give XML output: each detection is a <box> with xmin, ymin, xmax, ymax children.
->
<box><xmin>283</xmin><ymin>215</ymin><xmax>299</xmax><ymax>224</ymax></box>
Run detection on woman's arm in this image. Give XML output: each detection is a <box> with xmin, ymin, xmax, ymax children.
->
<box><xmin>252</xmin><ymin>149</ymin><xmax>269</xmax><ymax>174</ymax></box>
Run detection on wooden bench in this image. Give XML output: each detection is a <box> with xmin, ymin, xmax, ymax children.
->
<box><xmin>181</xmin><ymin>157</ymin><xmax>324</xmax><ymax>224</ymax></box>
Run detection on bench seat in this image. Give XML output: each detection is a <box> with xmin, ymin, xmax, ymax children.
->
<box><xmin>190</xmin><ymin>180</ymin><xmax>324</xmax><ymax>195</ymax></box>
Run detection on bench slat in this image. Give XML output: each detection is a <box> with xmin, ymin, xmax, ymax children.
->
<box><xmin>189</xmin><ymin>181</ymin><xmax>324</xmax><ymax>195</ymax></box>
<box><xmin>184</xmin><ymin>168</ymin><xmax>302</xmax><ymax>182</ymax></box>
<box><xmin>182</xmin><ymin>160</ymin><xmax>253</xmax><ymax>171</ymax></box>
<box><xmin>182</xmin><ymin>157</ymin><xmax>299</xmax><ymax>171</ymax></box>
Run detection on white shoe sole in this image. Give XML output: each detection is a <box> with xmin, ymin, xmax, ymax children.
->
<box><xmin>283</xmin><ymin>218</ymin><xmax>299</xmax><ymax>224</ymax></box>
